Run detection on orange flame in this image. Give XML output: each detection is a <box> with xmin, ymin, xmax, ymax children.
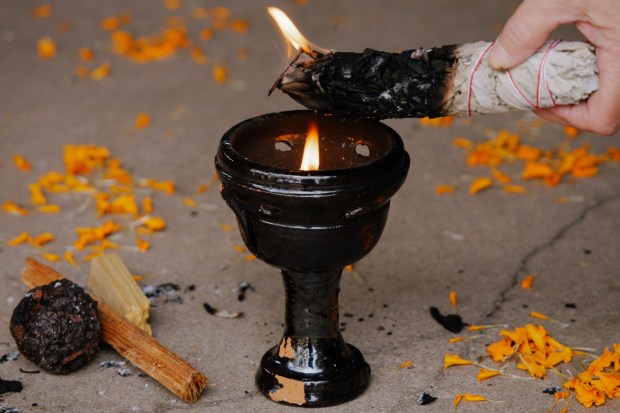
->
<box><xmin>300</xmin><ymin>123</ymin><xmax>320</xmax><ymax>171</ymax></box>
<box><xmin>267</xmin><ymin>7</ymin><xmax>329</xmax><ymax>58</ymax></box>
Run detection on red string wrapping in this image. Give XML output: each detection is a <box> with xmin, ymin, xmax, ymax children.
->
<box><xmin>467</xmin><ymin>40</ymin><xmax>564</xmax><ymax>115</ymax></box>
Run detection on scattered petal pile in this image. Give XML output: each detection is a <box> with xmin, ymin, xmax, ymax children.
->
<box><xmin>3</xmin><ymin>145</ymin><xmax>173</xmax><ymax>262</ymax></box>
<box><xmin>421</xmin><ymin>119</ymin><xmax>620</xmax><ymax>195</ymax></box>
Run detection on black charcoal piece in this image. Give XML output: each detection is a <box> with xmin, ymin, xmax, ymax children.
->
<box><xmin>203</xmin><ymin>302</ymin><xmax>217</xmax><ymax>315</ymax></box>
<box><xmin>9</xmin><ymin>279</ymin><xmax>101</xmax><ymax>374</ymax></box>
<box><xmin>429</xmin><ymin>307</ymin><xmax>465</xmax><ymax>333</ymax></box>
<box><xmin>543</xmin><ymin>386</ymin><xmax>562</xmax><ymax>395</ymax></box>
<box><xmin>237</xmin><ymin>282</ymin><xmax>255</xmax><ymax>301</ymax></box>
<box><xmin>0</xmin><ymin>351</ymin><xmax>19</xmax><ymax>363</ymax></box>
<box><xmin>0</xmin><ymin>378</ymin><xmax>23</xmax><ymax>395</ymax></box>
<box><xmin>417</xmin><ymin>393</ymin><xmax>438</xmax><ymax>405</ymax></box>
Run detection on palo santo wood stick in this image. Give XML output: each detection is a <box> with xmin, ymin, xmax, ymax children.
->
<box><xmin>21</xmin><ymin>258</ymin><xmax>207</xmax><ymax>404</ymax></box>
<box><xmin>89</xmin><ymin>253</ymin><xmax>152</xmax><ymax>335</ymax></box>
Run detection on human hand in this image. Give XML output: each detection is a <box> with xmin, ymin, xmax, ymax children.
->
<box><xmin>488</xmin><ymin>0</ymin><xmax>620</xmax><ymax>135</ymax></box>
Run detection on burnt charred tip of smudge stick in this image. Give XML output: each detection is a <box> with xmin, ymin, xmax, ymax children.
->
<box><xmin>268</xmin><ymin>50</ymin><xmax>304</xmax><ymax>96</ymax></box>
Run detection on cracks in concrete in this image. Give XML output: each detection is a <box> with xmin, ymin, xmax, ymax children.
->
<box><xmin>485</xmin><ymin>191</ymin><xmax>620</xmax><ymax>319</ymax></box>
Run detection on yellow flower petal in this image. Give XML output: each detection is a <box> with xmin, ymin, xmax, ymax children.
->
<box><xmin>443</xmin><ymin>353</ymin><xmax>474</xmax><ymax>369</ymax></box>
<box><xmin>42</xmin><ymin>252</ymin><xmax>62</xmax><ymax>262</ymax></box>
<box><xmin>530</xmin><ymin>311</ymin><xmax>549</xmax><ymax>321</ymax></box>
<box><xmin>7</xmin><ymin>231</ymin><xmax>32</xmax><ymax>246</ymax></box>
<box><xmin>449</xmin><ymin>291</ymin><xmax>457</xmax><ymax>308</ymax></box>
<box><xmin>142</xmin><ymin>196</ymin><xmax>153</xmax><ymax>214</ymax></box>
<box><xmin>64</xmin><ymin>250</ymin><xmax>77</xmax><ymax>266</ymax></box>
<box><xmin>143</xmin><ymin>216</ymin><xmax>166</xmax><ymax>231</ymax></box>
<box><xmin>29</xmin><ymin>183</ymin><xmax>47</xmax><ymax>205</ymax></box>
<box><xmin>397</xmin><ymin>361</ymin><xmax>413</xmax><ymax>370</ymax></box>
<box><xmin>183</xmin><ymin>197</ymin><xmax>197</xmax><ymax>207</ymax></box>
<box><xmin>38</xmin><ymin>204</ymin><xmax>61</xmax><ymax>214</ymax></box>
<box><xmin>477</xmin><ymin>368</ymin><xmax>501</xmax><ymax>382</ymax></box>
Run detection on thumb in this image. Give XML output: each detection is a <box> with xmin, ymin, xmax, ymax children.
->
<box><xmin>488</xmin><ymin>0</ymin><xmax>567</xmax><ymax>70</ymax></box>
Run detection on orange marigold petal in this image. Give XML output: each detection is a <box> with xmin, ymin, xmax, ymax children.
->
<box><xmin>142</xmin><ymin>196</ymin><xmax>153</xmax><ymax>214</ymax></box>
<box><xmin>504</xmin><ymin>185</ymin><xmax>527</xmax><ymax>194</ymax></box>
<box><xmin>229</xmin><ymin>19</ymin><xmax>249</xmax><ymax>34</ymax></box>
<box><xmin>33</xmin><ymin>4</ymin><xmax>52</xmax><ymax>19</ymax></box>
<box><xmin>213</xmin><ymin>64</ymin><xmax>229</xmax><ymax>84</ymax></box>
<box><xmin>397</xmin><ymin>361</ymin><xmax>413</xmax><ymax>370</ymax></box>
<box><xmin>522</xmin><ymin>162</ymin><xmax>554</xmax><ymax>180</ymax></box>
<box><xmin>164</xmin><ymin>0</ymin><xmax>182</xmax><ymax>10</ymax></box>
<box><xmin>135</xmin><ymin>112</ymin><xmax>151</xmax><ymax>129</ymax></box>
<box><xmin>190</xmin><ymin>47</ymin><xmax>209</xmax><ymax>65</ymax></box>
<box><xmin>491</xmin><ymin>168</ymin><xmax>511</xmax><ymax>184</ymax></box>
<box><xmin>143</xmin><ymin>216</ymin><xmax>166</xmax><ymax>231</ymax></box>
<box><xmin>38</xmin><ymin>204</ymin><xmax>61</xmax><ymax>214</ymax></box>
<box><xmin>452</xmin><ymin>137</ymin><xmax>473</xmax><ymax>149</ymax></box>
<box><xmin>435</xmin><ymin>184</ymin><xmax>456</xmax><ymax>195</ymax></box>
<box><xmin>32</xmin><ymin>232</ymin><xmax>55</xmax><ymax>247</ymax></box>
<box><xmin>563</xmin><ymin>126</ymin><xmax>580</xmax><ymax>139</ymax></box>
<box><xmin>209</xmin><ymin>6</ymin><xmax>230</xmax><ymax>20</ymax></box>
<box><xmin>449</xmin><ymin>291</ymin><xmax>457</xmax><ymax>308</ymax></box>
<box><xmin>520</xmin><ymin>274</ymin><xmax>535</xmax><ymax>289</ymax></box>
<box><xmin>64</xmin><ymin>250</ymin><xmax>77</xmax><ymax>265</ymax></box>
<box><xmin>200</xmin><ymin>27</ymin><xmax>214</xmax><ymax>41</ymax></box>
<box><xmin>7</xmin><ymin>231</ymin><xmax>32</xmax><ymax>246</ymax></box>
<box><xmin>530</xmin><ymin>311</ymin><xmax>549</xmax><ymax>321</ymax></box>
<box><xmin>136</xmin><ymin>236</ymin><xmax>150</xmax><ymax>252</ymax></box>
<box><xmin>101</xmin><ymin>16</ymin><xmax>120</xmax><ymax>31</ymax></box>
<box><xmin>516</xmin><ymin>145</ymin><xmax>542</xmax><ymax>161</ymax></box>
<box><xmin>91</xmin><ymin>61</ymin><xmax>111</xmax><ymax>80</ymax></box>
<box><xmin>13</xmin><ymin>154</ymin><xmax>32</xmax><ymax>172</ymax></box>
<box><xmin>469</xmin><ymin>177</ymin><xmax>493</xmax><ymax>195</ymax></box>
<box><xmin>79</xmin><ymin>47</ymin><xmax>94</xmax><ymax>62</ymax></box>
<box><xmin>3</xmin><ymin>200</ymin><xmax>28</xmax><ymax>216</ymax></box>
<box><xmin>183</xmin><ymin>197</ymin><xmax>197</xmax><ymax>207</ymax></box>
<box><xmin>42</xmin><ymin>252</ymin><xmax>62</xmax><ymax>262</ymax></box>
<box><xmin>37</xmin><ymin>37</ymin><xmax>56</xmax><ymax>60</ymax></box>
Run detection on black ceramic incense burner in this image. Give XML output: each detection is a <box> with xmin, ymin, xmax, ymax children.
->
<box><xmin>215</xmin><ymin>110</ymin><xmax>409</xmax><ymax>407</ymax></box>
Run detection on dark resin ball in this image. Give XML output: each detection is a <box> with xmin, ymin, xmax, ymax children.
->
<box><xmin>10</xmin><ymin>279</ymin><xmax>102</xmax><ymax>374</ymax></box>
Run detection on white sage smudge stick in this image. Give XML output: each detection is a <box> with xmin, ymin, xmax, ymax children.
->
<box><xmin>276</xmin><ymin>40</ymin><xmax>599</xmax><ymax>120</ymax></box>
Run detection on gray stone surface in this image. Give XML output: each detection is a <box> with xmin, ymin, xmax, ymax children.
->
<box><xmin>1</xmin><ymin>1</ymin><xmax>618</xmax><ymax>412</ymax></box>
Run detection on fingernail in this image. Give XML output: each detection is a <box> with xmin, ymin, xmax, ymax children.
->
<box><xmin>488</xmin><ymin>44</ymin><xmax>513</xmax><ymax>70</ymax></box>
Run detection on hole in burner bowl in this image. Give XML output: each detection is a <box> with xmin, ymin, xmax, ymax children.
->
<box><xmin>275</xmin><ymin>140</ymin><xmax>293</xmax><ymax>152</ymax></box>
<box><xmin>355</xmin><ymin>144</ymin><xmax>370</xmax><ymax>157</ymax></box>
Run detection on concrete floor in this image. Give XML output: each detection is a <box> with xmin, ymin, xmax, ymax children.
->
<box><xmin>1</xmin><ymin>1</ymin><xmax>618</xmax><ymax>412</ymax></box>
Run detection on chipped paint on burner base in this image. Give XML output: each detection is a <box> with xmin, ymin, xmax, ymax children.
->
<box><xmin>278</xmin><ymin>337</ymin><xmax>294</xmax><ymax>359</ymax></box>
<box><xmin>269</xmin><ymin>374</ymin><xmax>306</xmax><ymax>405</ymax></box>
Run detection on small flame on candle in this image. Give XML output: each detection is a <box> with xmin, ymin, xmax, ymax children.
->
<box><xmin>300</xmin><ymin>122</ymin><xmax>320</xmax><ymax>171</ymax></box>
<box><xmin>267</xmin><ymin>7</ymin><xmax>329</xmax><ymax>58</ymax></box>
